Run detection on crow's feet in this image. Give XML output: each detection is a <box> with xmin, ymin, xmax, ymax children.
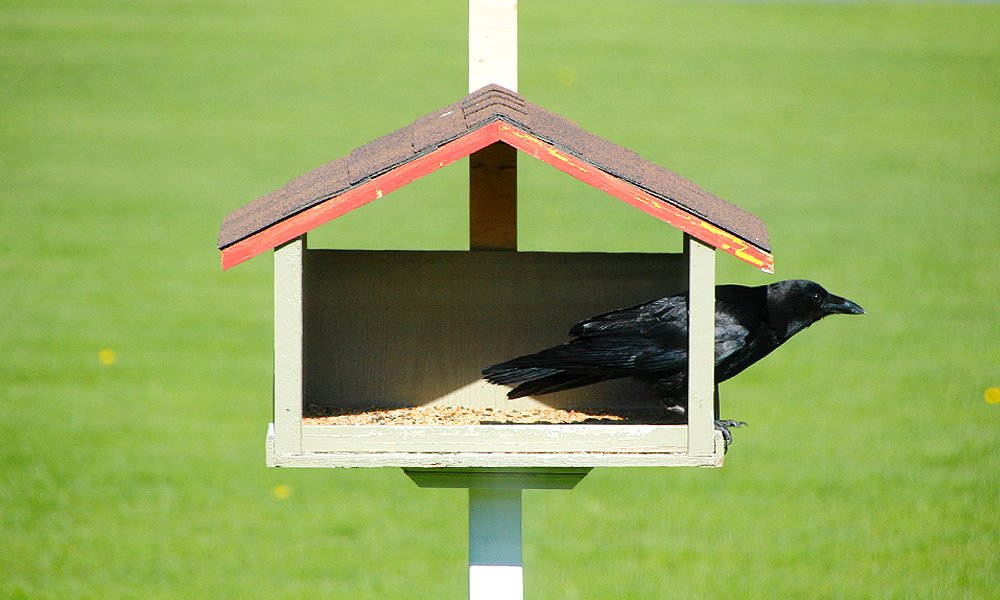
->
<box><xmin>715</xmin><ymin>419</ymin><xmax>748</xmax><ymax>452</ymax></box>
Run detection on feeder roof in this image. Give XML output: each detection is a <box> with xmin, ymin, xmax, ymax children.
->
<box><xmin>219</xmin><ymin>85</ymin><xmax>772</xmax><ymax>271</ymax></box>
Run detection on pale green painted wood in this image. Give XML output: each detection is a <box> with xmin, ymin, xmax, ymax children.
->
<box><xmin>685</xmin><ymin>234</ymin><xmax>716</xmax><ymax>456</ymax></box>
<box><xmin>301</xmin><ymin>424</ymin><xmax>689</xmax><ymax>453</ymax></box>
<box><xmin>267</xmin><ymin>424</ymin><xmax>724</xmax><ymax>468</ymax></box>
<box><xmin>269</xmin><ymin>239</ymin><xmax>726</xmax><ymax>467</ymax></box>
<box><xmin>273</xmin><ymin>239</ymin><xmax>304</xmax><ymax>456</ymax></box>
<box><xmin>404</xmin><ymin>468</ymin><xmax>590</xmax><ymax>489</ymax></box>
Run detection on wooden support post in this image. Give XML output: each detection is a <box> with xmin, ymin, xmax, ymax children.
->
<box><xmin>405</xmin><ymin>469</ymin><xmax>589</xmax><ymax>600</ymax></box>
<box><xmin>469</xmin><ymin>0</ymin><xmax>517</xmax><ymax>91</ymax></box>
<box><xmin>469</xmin><ymin>0</ymin><xmax>518</xmax><ymax>250</ymax></box>
<box><xmin>470</xmin><ymin>143</ymin><xmax>517</xmax><ymax>250</ymax></box>
<box><xmin>685</xmin><ymin>234</ymin><xmax>716</xmax><ymax>455</ymax></box>
<box><xmin>469</xmin><ymin>488</ymin><xmax>523</xmax><ymax>600</ymax></box>
<box><xmin>447</xmin><ymin>5</ymin><xmax>525</xmax><ymax>598</ymax></box>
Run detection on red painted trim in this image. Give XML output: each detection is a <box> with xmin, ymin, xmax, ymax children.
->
<box><xmin>221</xmin><ymin>118</ymin><xmax>773</xmax><ymax>273</ymax></box>
<box><xmin>496</xmin><ymin>123</ymin><xmax>774</xmax><ymax>273</ymax></box>
<box><xmin>221</xmin><ymin>123</ymin><xmax>503</xmax><ymax>270</ymax></box>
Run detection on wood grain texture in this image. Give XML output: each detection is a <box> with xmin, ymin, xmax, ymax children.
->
<box><xmin>300</xmin><ymin>249</ymin><xmax>686</xmax><ymax>413</ymax></box>
<box><xmin>469</xmin><ymin>0</ymin><xmax>518</xmax><ymax>92</ymax></box>
<box><xmin>470</xmin><ymin>142</ymin><xmax>517</xmax><ymax>250</ymax></box>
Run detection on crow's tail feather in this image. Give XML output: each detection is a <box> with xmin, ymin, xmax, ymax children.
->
<box><xmin>505</xmin><ymin>372</ymin><xmax>612</xmax><ymax>399</ymax></box>
<box><xmin>483</xmin><ymin>354</ymin><xmax>620</xmax><ymax>399</ymax></box>
<box><xmin>482</xmin><ymin>364</ymin><xmax>561</xmax><ymax>386</ymax></box>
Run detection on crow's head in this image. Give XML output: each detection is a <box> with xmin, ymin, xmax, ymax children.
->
<box><xmin>767</xmin><ymin>280</ymin><xmax>865</xmax><ymax>337</ymax></box>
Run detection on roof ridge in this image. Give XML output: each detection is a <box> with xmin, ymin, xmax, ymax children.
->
<box><xmin>463</xmin><ymin>84</ymin><xmax>526</xmax><ymax>127</ymax></box>
<box><xmin>462</xmin><ymin>84</ymin><xmax>524</xmax><ymax>107</ymax></box>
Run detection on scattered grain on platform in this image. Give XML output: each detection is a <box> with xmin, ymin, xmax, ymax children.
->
<box><xmin>303</xmin><ymin>405</ymin><xmax>676</xmax><ymax>425</ymax></box>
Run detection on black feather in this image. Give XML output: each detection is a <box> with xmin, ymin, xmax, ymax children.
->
<box><xmin>482</xmin><ymin>279</ymin><xmax>864</xmax><ymax>403</ymax></box>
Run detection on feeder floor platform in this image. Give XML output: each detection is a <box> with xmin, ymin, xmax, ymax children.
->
<box><xmin>267</xmin><ymin>405</ymin><xmax>726</xmax><ymax>468</ymax></box>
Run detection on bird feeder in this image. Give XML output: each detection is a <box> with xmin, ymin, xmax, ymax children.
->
<box><xmin>218</xmin><ymin>76</ymin><xmax>771</xmax><ymax>468</ymax></box>
<box><xmin>218</xmin><ymin>4</ymin><xmax>773</xmax><ymax>597</ymax></box>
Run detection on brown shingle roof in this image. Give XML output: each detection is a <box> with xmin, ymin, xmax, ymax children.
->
<box><xmin>219</xmin><ymin>85</ymin><xmax>769</xmax><ymax>256</ymax></box>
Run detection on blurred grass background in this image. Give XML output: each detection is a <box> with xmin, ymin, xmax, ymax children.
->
<box><xmin>2</xmin><ymin>1</ymin><xmax>997</xmax><ymax>597</ymax></box>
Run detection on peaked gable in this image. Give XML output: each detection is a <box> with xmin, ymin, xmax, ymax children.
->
<box><xmin>219</xmin><ymin>85</ymin><xmax>772</xmax><ymax>271</ymax></box>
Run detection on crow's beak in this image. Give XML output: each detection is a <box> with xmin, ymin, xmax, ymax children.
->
<box><xmin>826</xmin><ymin>295</ymin><xmax>865</xmax><ymax>315</ymax></box>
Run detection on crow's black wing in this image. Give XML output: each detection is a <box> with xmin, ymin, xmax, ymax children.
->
<box><xmin>567</xmin><ymin>300</ymin><xmax>649</xmax><ymax>338</ymax></box>
<box><xmin>569</xmin><ymin>296</ymin><xmax>687</xmax><ymax>340</ymax></box>
<box><xmin>568</xmin><ymin>293</ymin><xmax>750</xmax><ymax>373</ymax></box>
<box><xmin>713</xmin><ymin>307</ymin><xmax>751</xmax><ymax>367</ymax></box>
<box><xmin>486</xmin><ymin>334</ymin><xmax>674</xmax><ymax>372</ymax></box>
<box><xmin>560</xmin><ymin>296</ymin><xmax>691</xmax><ymax>374</ymax></box>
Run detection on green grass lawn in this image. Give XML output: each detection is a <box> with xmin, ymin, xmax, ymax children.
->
<box><xmin>2</xmin><ymin>1</ymin><xmax>998</xmax><ymax>597</ymax></box>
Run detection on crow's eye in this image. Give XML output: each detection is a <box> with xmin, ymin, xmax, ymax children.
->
<box><xmin>811</xmin><ymin>292</ymin><xmax>823</xmax><ymax>304</ymax></box>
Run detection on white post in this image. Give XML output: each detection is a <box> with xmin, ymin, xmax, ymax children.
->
<box><xmin>468</xmin><ymin>0</ymin><xmax>519</xmax><ymax>250</ymax></box>
<box><xmin>469</xmin><ymin>0</ymin><xmax>518</xmax><ymax>92</ymax></box>
<box><xmin>466</xmin><ymin>4</ymin><xmax>523</xmax><ymax>599</ymax></box>
<box><xmin>405</xmin><ymin>469</ymin><xmax>589</xmax><ymax>600</ymax></box>
<box><xmin>469</xmin><ymin>488</ymin><xmax>523</xmax><ymax>600</ymax></box>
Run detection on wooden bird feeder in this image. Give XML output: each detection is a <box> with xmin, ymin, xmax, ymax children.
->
<box><xmin>218</xmin><ymin>78</ymin><xmax>771</xmax><ymax>469</ymax></box>
<box><xmin>218</xmin><ymin>3</ymin><xmax>772</xmax><ymax>596</ymax></box>
<box><xmin>218</xmin><ymin>32</ymin><xmax>772</xmax><ymax>471</ymax></box>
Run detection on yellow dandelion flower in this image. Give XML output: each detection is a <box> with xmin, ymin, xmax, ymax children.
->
<box><xmin>272</xmin><ymin>484</ymin><xmax>292</xmax><ymax>500</ymax></box>
<box><xmin>98</xmin><ymin>348</ymin><xmax>117</xmax><ymax>366</ymax></box>
<box><xmin>985</xmin><ymin>387</ymin><xmax>1000</xmax><ymax>405</ymax></box>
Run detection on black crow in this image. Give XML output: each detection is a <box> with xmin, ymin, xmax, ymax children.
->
<box><xmin>483</xmin><ymin>280</ymin><xmax>864</xmax><ymax>444</ymax></box>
